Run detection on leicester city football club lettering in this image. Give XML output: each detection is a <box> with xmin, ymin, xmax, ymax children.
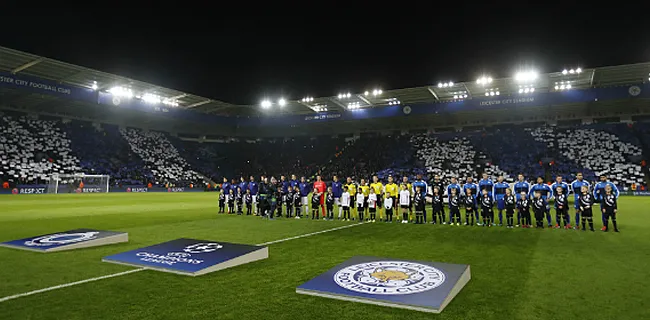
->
<box><xmin>296</xmin><ymin>256</ymin><xmax>471</xmax><ymax>313</ymax></box>
<box><xmin>102</xmin><ymin>238</ymin><xmax>268</xmax><ymax>276</ymax></box>
<box><xmin>0</xmin><ymin>229</ymin><xmax>129</xmax><ymax>252</ymax></box>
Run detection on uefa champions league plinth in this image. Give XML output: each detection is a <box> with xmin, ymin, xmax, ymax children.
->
<box><xmin>0</xmin><ymin>229</ymin><xmax>129</xmax><ymax>252</ymax></box>
<box><xmin>103</xmin><ymin>238</ymin><xmax>268</xmax><ymax>276</ymax></box>
<box><xmin>297</xmin><ymin>256</ymin><xmax>471</xmax><ymax>313</ymax></box>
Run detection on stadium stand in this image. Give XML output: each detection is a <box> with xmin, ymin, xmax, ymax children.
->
<box><xmin>468</xmin><ymin>126</ymin><xmax>546</xmax><ymax>180</ymax></box>
<box><xmin>63</xmin><ymin>121</ymin><xmax>152</xmax><ymax>186</ymax></box>
<box><xmin>0</xmin><ymin>112</ymin><xmax>81</xmax><ymax>185</ymax></box>
<box><xmin>120</xmin><ymin>128</ymin><xmax>204</xmax><ymax>186</ymax></box>
<box><xmin>556</xmin><ymin>125</ymin><xmax>644</xmax><ymax>187</ymax></box>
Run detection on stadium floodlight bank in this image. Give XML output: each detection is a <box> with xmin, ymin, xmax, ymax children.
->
<box><xmin>46</xmin><ymin>173</ymin><xmax>110</xmax><ymax>194</ymax></box>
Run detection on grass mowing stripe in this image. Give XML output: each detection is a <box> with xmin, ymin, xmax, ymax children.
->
<box><xmin>0</xmin><ymin>221</ymin><xmax>368</xmax><ymax>304</ymax></box>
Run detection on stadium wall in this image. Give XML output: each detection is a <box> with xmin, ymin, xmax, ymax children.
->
<box><xmin>2</xmin><ymin>71</ymin><xmax>650</xmax><ymax>137</ymax></box>
<box><xmin>0</xmin><ymin>185</ymin><xmax>205</xmax><ymax>195</ymax></box>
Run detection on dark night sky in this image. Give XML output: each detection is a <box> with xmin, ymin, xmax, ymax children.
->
<box><xmin>1</xmin><ymin>5</ymin><xmax>649</xmax><ymax>105</ymax></box>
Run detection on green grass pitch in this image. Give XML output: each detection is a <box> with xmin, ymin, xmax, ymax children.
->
<box><xmin>0</xmin><ymin>193</ymin><xmax>648</xmax><ymax>320</ymax></box>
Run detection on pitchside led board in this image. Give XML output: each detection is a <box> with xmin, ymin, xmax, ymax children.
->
<box><xmin>297</xmin><ymin>256</ymin><xmax>471</xmax><ymax>313</ymax></box>
<box><xmin>0</xmin><ymin>229</ymin><xmax>129</xmax><ymax>252</ymax></box>
<box><xmin>103</xmin><ymin>238</ymin><xmax>268</xmax><ymax>276</ymax></box>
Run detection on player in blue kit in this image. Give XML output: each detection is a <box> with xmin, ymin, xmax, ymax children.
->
<box><xmin>529</xmin><ymin>177</ymin><xmax>553</xmax><ymax>227</ymax></box>
<box><xmin>478</xmin><ymin>173</ymin><xmax>494</xmax><ymax>198</ymax></box>
<box><xmin>513</xmin><ymin>174</ymin><xmax>530</xmax><ymax>227</ymax></box>
<box><xmin>331</xmin><ymin>175</ymin><xmax>343</xmax><ymax>219</ymax></box>
<box><xmin>463</xmin><ymin>177</ymin><xmax>479</xmax><ymax>223</ymax></box>
<box><xmin>593</xmin><ymin>174</ymin><xmax>620</xmax><ymax>231</ymax></box>
<box><xmin>493</xmin><ymin>176</ymin><xmax>510</xmax><ymax>226</ymax></box>
<box><xmin>550</xmin><ymin>175</ymin><xmax>570</xmax><ymax>227</ymax></box>
<box><xmin>299</xmin><ymin>176</ymin><xmax>310</xmax><ymax>217</ymax></box>
<box><xmin>570</xmin><ymin>173</ymin><xmax>590</xmax><ymax>230</ymax></box>
<box><xmin>446</xmin><ymin>177</ymin><xmax>462</xmax><ymax>225</ymax></box>
<box><xmin>248</xmin><ymin>176</ymin><xmax>259</xmax><ymax>215</ymax></box>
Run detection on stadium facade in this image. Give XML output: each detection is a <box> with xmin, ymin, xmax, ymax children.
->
<box><xmin>1</xmin><ymin>46</ymin><xmax>650</xmax><ymax>138</ymax></box>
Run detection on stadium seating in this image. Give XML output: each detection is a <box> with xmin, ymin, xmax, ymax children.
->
<box><xmin>556</xmin><ymin>126</ymin><xmax>643</xmax><ymax>186</ymax></box>
<box><xmin>0</xmin><ymin>113</ymin><xmax>81</xmax><ymax>185</ymax></box>
<box><xmin>411</xmin><ymin>133</ymin><xmax>508</xmax><ymax>181</ymax></box>
<box><xmin>468</xmin><ymin>127</ymin><xmax>546</xmax><ymax>180</ymax></box>
<box><xmin>63</xmin><ymin>121</ymin><xmax>152</xmax><ymax>186</ymax></box>
<box><xmin>120</xmin><ymin>128</ymin><xmax>204</xmax><ymax>186</ymax></box>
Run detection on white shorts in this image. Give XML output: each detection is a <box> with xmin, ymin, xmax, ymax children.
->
<box><xmin>252</xmin><ymin>195</ymin><xmax>257</xmax><ymax>204</ymax></box>
<box><xmin>334</xmin><ymin>198</ymin><xmax>341</xmax><ymax>206</ymax></box>
<box><xmin>301</xmin><ymin>196</ymin><xmax>309</xmax><ymax>206</ymax></box>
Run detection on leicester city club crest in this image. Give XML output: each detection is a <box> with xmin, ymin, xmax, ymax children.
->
<box><xmin>629</xmin><ymin>85</ymin><xmax>641</xmax><ymax>96</ymax></box>
<box><xmin>334</xmin><ymin>261</ymin><xmax>446</xmax><ymax>295</ymax></box>
<box><xmin>24</xmin><ymin>231</ymin><xmax>100</xmax><ymax>247</ymax></box>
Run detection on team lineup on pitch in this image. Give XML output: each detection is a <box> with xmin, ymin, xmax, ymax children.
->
<box><xmin>1</xmin><ymin>192</ymin><xmax>643</xmax><ymax>319</ymax></box>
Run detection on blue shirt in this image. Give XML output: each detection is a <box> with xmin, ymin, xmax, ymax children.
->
<box><xmin>248</xmin><ymin>181</ymin><xmax>258</xmax><ymax>195</ymax></box>
<box><xmin>570</xmin><ymin>179</ymin><xmax>590</xmax><ymax>199</ymax></box>
<box><xmin>299</xmin><ymin>182</ymin><xmax>310</xmax><ymax>196</ymax></box>
<box><xmin>513</xmin><ymin>181</ymin><xmax>530</xmax><ymax>195</ymax></box>
<box><xmin>462</xmin><ymin>183</ymin><xmax>478</xmax><ymax>198</ymax></box>
<box><xmin>290</xmin><ymin>179</ymin><xmax>299</xmax><ymax>189</ymax></box>
<box><xmin>413</xmin><ymin>180</ymin><xmax>428</xmax><ymax>197</ymax></box>
<box><xmin>239</xmin><ymin>181</ymin><xmax>248</xmax><ymax>193</ymax></box>
<box><xmin>446</xmin><ymin>183</ymin><xmax>462</xmax><ymax>206</ymax></box>
<box><xmin>478</xmin><ymin>179</ymin><xmax>494</xmax><ymax>196</ymax></box>
<box><xmin>331</xmin><ymin>181</ymin><xmax>343</xmax><ymax>198</ymax></box>
<box><xmin>222</xmin><ymin>182</ymin><xmax>231</xmax><ymax>194</ymax></box>
<box><xmin>493</xmin><ymin>182</ymin><xmax>510</xmax><ymax>200</ymax></box>
<box><xmin>593</xmin><ymin>181</ymin><xmax>619</xmax><ymax>200</ymax></box>
<box><xmin>529</xmin><ymin>183</ymin><xmax>552</xmax><ymax>200</ymax></box>
<box><xmin>550</xmin><ymin>182</ymin><xmax>570</xmax><ymax>199</ymax></box>
<box><xmin>280</xmin><ymin>180</ymin><xmax>290</xmax><ymax>193</ymax></box>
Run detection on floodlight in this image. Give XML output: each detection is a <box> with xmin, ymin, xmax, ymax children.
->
<box><xmin>364</xmin><ymin>91</ymin><xmax>369</xmax><ymax>96</ymax></box>
<box><xmin>278</xmin><ymin>98</ymin><xmax>286</xmax><ymax>107</ymax></box>
<box><xmin>515</xmin><ymin>71</ymin><xmax>538</xmax><ymax>83</ymax></box>
<box><xmin>438</xmin><ymin>83</ymin><xmax>443</xmax><ymax>88</ymax></box>
<box><xmin>346</xmin><ymin>93</ymin><xmax>351</xmax><ymax>98</ymax></box>
<box><xmin>372</xmin><ymin>89</ymin><xmax>382</xmax><ymax>96</ymax></box>
<box><xmin>477</xmin><ymin>76</ymin><xmax>493</xmax><ymax>85</ymax></box>
<box><xmin>576</xmin><ymin>68</ymin><xmax>582</xmax><ymax>73</ymax></box>
<box><xmin>108</xmin><ymin>86</ymin><xmax>133</xmax><ymax>98</ymax></box>
<box><xmin>562</xmin><ymin>69</ymin><xmax>568</xmax><ymax>75</ymax></box>
<box><xmin>91</xmin><ymin>81</ymin><xmax>98</xmax><ymax>90</ymax></box>
<box><xmin>569</xmin><ymin>69</ymin><xmax>575</xmax><ymax>74</ymax></box>
<box><xmin>261</xmin><ymin>100</ymin><xmax>272</xmax><ymax>108</ymax></box>
<box><xmin>142</xmin><ymin>93</ymin><xmax>161</xmax><ymax>104</ymax></box>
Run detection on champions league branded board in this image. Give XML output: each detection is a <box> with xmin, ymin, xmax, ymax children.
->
<box><xmin>296</xmin><ymin>256</ymin><xmax>471</xmax><ymax>313</ymax></box>
<box><xmin>0</xmin><ymin>229</ymin><xmax>129</xmax><ymax>252</ymax></box>
<box><xmin>102</xmin><ymin>238</ymin><xmax>268</xmax><ymax>276</ymax></box>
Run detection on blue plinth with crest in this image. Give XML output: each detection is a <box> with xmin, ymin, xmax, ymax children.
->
<box><xmin>0</xmin><ymin>228</ymin><xmax>128</xmax><ymax>252</ymax></box>
<box><xmin>296</xmin><ymin>256</ymin><xmax>471</xmax><ymax>313</ymax></box>
<box><xmin>103</xmin><ymin>238</ymin><xmax>268</xmax><ymax>276</ymax></box>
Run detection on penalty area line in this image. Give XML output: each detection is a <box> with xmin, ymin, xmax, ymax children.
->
<box><xmin>0</xmin><ymin>221</ymin><xmax>368</xmax><ymax>304</ymax></box>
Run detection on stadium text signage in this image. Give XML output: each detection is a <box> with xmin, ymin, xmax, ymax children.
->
<box><xmin>0</xmin><ymin>73</ymin><xmax>76</xmax><ymax>96</ymax></box>
<box><xmin>304</xmin><ymin>113</ymin><xmax>342</xmax><ymax>121</ymax></box>
<box><xmin>18</xmin><ymin>187</ymin><xmax>46</xmax><ymax>194</ymax></box>
<box><xmin>479</xmin><ymin>97</ymin><xmax>535</xmax><ymax>106</ymax></box>
<box><xmin>81</xmin><ymin>188</ymin><xmax>103</xmax><ymax>193</ymax></box>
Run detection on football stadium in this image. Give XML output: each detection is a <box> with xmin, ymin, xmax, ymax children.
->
<box><xmin>1</xmin><ymin>45</ymin><xmax>650</xmax><ymax>320</ymax></box>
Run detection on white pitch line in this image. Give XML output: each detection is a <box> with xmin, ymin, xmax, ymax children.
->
<box><xmin>256</xmin><ymin>221</ymin><xmax>368</xmax><ymax>246</ymax></box>
<box><xmin>0</xmin><ymin>221</ymin><xmax>368</xmax><ymax>304</ymax></box>
<box><xmin>0</xmin><ymin>268</ymin><xmax>145</xmax><ymax>303</ymax></box>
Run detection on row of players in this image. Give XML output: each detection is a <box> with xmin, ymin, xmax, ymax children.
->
<box><xmin>217</xmin><ymin>172</ymin><xmax>620</xmax><ymax>232</ymax></box>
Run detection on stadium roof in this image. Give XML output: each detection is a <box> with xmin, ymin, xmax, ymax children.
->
<box><xmin>1</xmin><ymin>46</ymin><xmax>649</xmax><ymax>117</ymax></box>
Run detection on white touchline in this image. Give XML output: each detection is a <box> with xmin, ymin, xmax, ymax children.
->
<box><xmin>0</xmin><ymin>222</ymin><xmax>368</xmax><ymax>304</ymax></box>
